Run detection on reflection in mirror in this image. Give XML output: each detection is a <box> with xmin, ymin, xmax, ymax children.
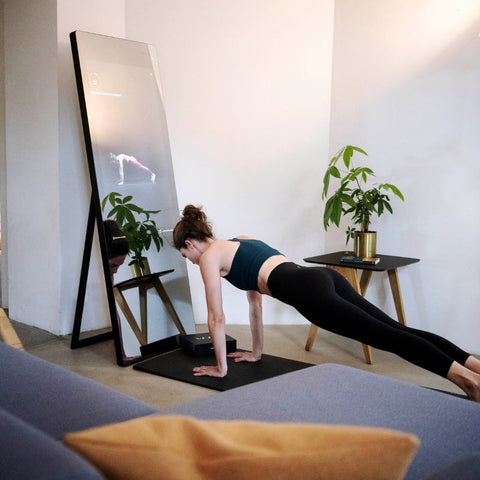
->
<box><xmin>71</xmin><ymin>31</ymin><xmax>194</xmax><ymax>364</ymax></box>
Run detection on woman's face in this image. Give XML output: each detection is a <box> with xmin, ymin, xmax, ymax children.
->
<box><xmin>109</xmin><ymin>254</ymin><xmax>127</xmax><ymax>274</ymax></box>
<box><xmin>179</xmin><ymin>241</ymin><xmax>201</xmax><ymax>265</ymax></box>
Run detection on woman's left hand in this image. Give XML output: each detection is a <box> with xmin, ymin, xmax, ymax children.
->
<box><xmin>227</xmin><ymin>351</ymin><xmax>261</xmax><ymax>363</ymax></box>
<box><xmin>192</xmin><ymin>365</ymin><xmax>227</xmax><ymax>377</ymax></box>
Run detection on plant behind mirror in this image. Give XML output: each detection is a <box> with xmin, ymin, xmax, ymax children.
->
<box><xmin>102</xmin><ymin>192</ymin><xmax>163</xmax><ymax>275</ymax></box>
<box><xmin>322</xmin><ymin>145</ymin><xmax>404</xmax><ymax>244</ymax></box>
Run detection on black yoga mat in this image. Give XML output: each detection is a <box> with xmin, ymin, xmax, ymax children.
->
<box><xmin>133</xmin><ymin>349</ymin><xmax>314</xmax><ymax>391</ymax></box>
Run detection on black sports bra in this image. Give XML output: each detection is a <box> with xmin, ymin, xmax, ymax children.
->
<box><xmin>223</xmin><ymin>238</ymin><xmax>282</xmax><ymax>291</ymax></box>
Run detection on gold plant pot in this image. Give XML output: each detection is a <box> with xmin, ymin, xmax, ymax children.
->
<box><xmin>354</xmin><ymin>231</ymin><xmax>377</xmax><ymax>258</ymax></box>
<box><xmin>130</xmin><ymin>258</ymin><xmax>151</xmax><ymax>277</ymax></box>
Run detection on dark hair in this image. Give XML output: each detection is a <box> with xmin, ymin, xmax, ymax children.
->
<box><xmin>173</xmin><ymin>205</ymin><xmax>213</xmax><ymax>249</ymax></box>
<box><xmin>103</xmin><ymin>220</ymin><xmax>129</xmax><ymax>259</ymax></box>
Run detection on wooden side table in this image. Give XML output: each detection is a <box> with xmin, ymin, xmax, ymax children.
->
<box><xmin>113</xmin><ymin>269</ymin><xmax>186</xmax><ymax>346</ymax></box>
<box><xmin>303</xmin><ymin>252</ymin><xmax>419</xmax><ymax>364</ymax></box>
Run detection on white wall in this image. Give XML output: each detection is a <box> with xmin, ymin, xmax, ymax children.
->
<box><xmin>0</xmin><ymin>0</ymin><xmax>6</xmax><ymax>307</ymax></box>
<box><xmin>329</xmin><ymin>0</ymin><xmax>480</xmax><ymax>353</ymax></box>
<box><xmin>126</xmin><ymin>0</ymin><xmax>335</xmax><ymax>326</ymax></box>
<box><xmin>4</xmin><ymin>0</ymin><xmax>61</xmax><ymax>331</ymax></box>
<box><xmin>4</xmin><ymin>0</ymin><xmax>125</xmax><ymax>333</ymax></box>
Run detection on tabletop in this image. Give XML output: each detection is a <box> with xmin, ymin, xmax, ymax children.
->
<box><xmin>114</xmin><ymin>269</ymin><xmax>174</xmax><ymax>289</ymax></box>
<box><xmin>303</xmin><ymin>251</ymin><xmax>419</xmax><ymax>272</ymax></box>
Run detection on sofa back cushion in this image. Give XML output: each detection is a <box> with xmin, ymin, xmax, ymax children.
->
<box><xmin>0</xmin><ymin>342</ymin><xmax>157</xmax><ymax>439</ymax></box>
<box><xmin>0</xmin><ymin>407</ymin><xmax>103</xmax><ymax>480</ymax></box>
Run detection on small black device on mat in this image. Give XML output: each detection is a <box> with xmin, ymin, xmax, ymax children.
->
<box><xmin>180</xmin><ymin>333</ymin><xmax>237</xmax><ymax>356</ymax></box>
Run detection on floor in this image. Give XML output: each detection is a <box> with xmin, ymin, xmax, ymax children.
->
<box><xmin>4</xmin><ymin>315</ymin><xmax>465</xmax><ymax>410</ymax></box>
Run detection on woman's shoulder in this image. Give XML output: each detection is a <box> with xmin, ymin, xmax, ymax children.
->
<box><xmin>234</xmin><ymin>235</ymin><xmax>256</xmax><ymax>240</ymax></box>
<box><xmin>200</xmin><ymin>239</ymin><xmax>235</xmax><ymax>262</ymax></box>
<box><xmin>199</xmin><ymin>239</ymin><xmax>238</xmax><ymax>275</ymax></box>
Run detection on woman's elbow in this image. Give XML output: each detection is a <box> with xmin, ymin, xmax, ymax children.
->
<box><xmin>208</xmin><ymin>313</ymin><xmax>225</xmax><ymax>329</ymax></box>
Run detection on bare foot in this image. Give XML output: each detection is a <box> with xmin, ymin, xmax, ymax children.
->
<box><xmin>447</xmin><ymin>362</ymin><xmax>480</xmax><ymax>402</ymax></box>
<box><xmin>465</xmin><ymin>355</ymin><xmax>480</xmax><ymax>375</ymax></box>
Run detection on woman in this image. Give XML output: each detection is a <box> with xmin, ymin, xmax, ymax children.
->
<box><xmin>173</xmin><ymin>205</ymin><xmax>480</xmax><ymax>402</ymax></box>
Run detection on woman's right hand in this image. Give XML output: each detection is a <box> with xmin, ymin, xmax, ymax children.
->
<box><xmin>227</xmin><ymin>351</ymin><xmax>261</xmax><ymax>363</ymax></box>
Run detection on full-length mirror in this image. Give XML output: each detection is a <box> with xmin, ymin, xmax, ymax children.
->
<box><xmin>71</xmin><ymin>31</ymin><xmax>194</xmax><ymax>365</ymax></box>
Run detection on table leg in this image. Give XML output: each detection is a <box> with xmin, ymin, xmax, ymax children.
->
<box><xmin>305</xmin><ymin>324</ymin><xmax>318</xmax><ymax>351</ymax></box>
<box><xmin>139</xmin><ymin>287</ymin><xmax>148</xmax><ymax>344</ymax></box>
<box><xmin>361</xmin><ymin>344</ymin><xmax>373</xmax><ymax>365</ymax></box>
<box><xmin>153</xmin><ymin>280</ymin><xmax>187</xmax><ymax>335</ymax></box>
<box><xmin>359</xmin><ymin>270</ymin><xmax>373</xmax><ymax>296</ymax></box>
<box><xmin>387</xmin><ymin>268</ymin><xmax>407</xmax><ymax>325</ymax></box>
<box><xmin>113</xmin><ymin>288</ymin><xmax>147</xmax><ymax>345</ymax></box>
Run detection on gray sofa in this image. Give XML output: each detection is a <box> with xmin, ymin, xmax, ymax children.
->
<box><xmin>1</xmin><ymin>341</ymin><xmax>479</xmax><ymax>479</ymax></box>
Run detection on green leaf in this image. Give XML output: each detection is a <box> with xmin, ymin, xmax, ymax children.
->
<box><xmin>323</xmin><ymin>197</ymin><xmax>335</xmax><ymax>229</ymax></box>
<box><xmin>329</xmin><ymin>166</ymin><xmax>341</xmax><ymax>178</ymax></box>
<box><xmin>346</xmin><ymin>226</ymin><xmax>356</xmax><ymax>243</ymax></box>
<box><xmin>125</xmin><ymin>203</ymin><xmax>143</xmax><ymax>214</ymax></box>
<box><xmin>380</xmin><ymin>183</ymin><xmax>404</xmax><ymax>201</ymax></box>
<box><xmin>329</xmin><ymin>147</ymin><xmax>344</xmax><ymax>166</ymax></box>
<box><xmin>322</xmin><ymin>170</ymin><xmax>330</xmax><ymax>199</ymax></box>
<box><xmin>351</xmin><ymin>146</ymin><xmax>368</xmax><ymax>156</ymax></box>
<box><xmin>343</xmin><ymin>145</ymin><xmax>353</xmax><ymax>168</ymax></box>
<box><xmin>102</xmin><ymin>192</ymin><xmax>117</xmax><ymax>211</ymax></box>
<box><xmin>144</xmin><ymin>236</ymin><xmax>152</xmax><ymax>250</ymax></box>
<box><xmin>108</xmin><ymin>204</ymin><xmax>121</xmax><ymax>217</ymax></box>
<box><xmin>152</xmin><ymin>235</ymin><xmax>162</xmax><ymax>251</ymax></box>
<box><xmin>340</xmin><ymin>193</ymin><xmax>356</xmax><ymax>208</ymax></box>
<box><xmin>354</xmin><ymin>167</ymin><xmax>374</xmax><ymax>180</ymax></box>
<box><xmin>109</xmin><ymin>192</ymin><xmax>121</xmax><ymax>205</ymax></box>
<box><xmin>122</xmin><ymin>208</ymin><xmax>137</xmax><ymax>225</ymax></box>
<box><xmin>331</xmin><ymin>195</ymin><xmax>343</xmax><ymax>226</ymax></box>
<box><xmin>323</xmin><ymin>166</ymin><xmax>341</xmax><ymax>198</ymax></box>
<box><xmin>377</xmin><ymin>199</ymin><xmax>384</xmax><ymax>216</ymax></box>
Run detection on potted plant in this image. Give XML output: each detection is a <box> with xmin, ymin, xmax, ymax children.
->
<box><xmin>102</xmin><ymin>192</ymin><xmax>163</xmax><ymax>276</ymax></box>
<box><xmin>322</xmin><ymin>145</ymin><xmax>404</xmax><ymax>257</ymax></box>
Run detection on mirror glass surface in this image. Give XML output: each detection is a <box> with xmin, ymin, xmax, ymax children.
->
<box><xmin>73</xmin><ymin>31</ymin><xmax>194</xmax><ymax>360</ymax></box>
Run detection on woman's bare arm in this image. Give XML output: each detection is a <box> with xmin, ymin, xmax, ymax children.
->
<box><xmin>228</xmin><ymin>290</ymin><xmax>263</xmax><ymax>362</ymax></box>
<box><xmin>193</xmin><ymin>249</ymin><xmax>228</xmax><ymax>377</ymax></box>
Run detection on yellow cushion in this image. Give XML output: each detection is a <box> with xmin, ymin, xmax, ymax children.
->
<box><xmin>64</xmin><ymin>415</ymin><xmax>419</xmax><ymax>480</ymax></box>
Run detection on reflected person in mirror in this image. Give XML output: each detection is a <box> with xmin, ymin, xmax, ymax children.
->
<box><xmin>173</xmin><ymin>204</ymin><xmax>480</xmax><ymax>402</ymax></box>
<box><xmin>104</xmin><ymin>220</ymin><xmax>129</xmax><ymax>276</ymax></box>
<box><xmin>104</xmin><ymin>220</ymin><xmax>130</xmax><ymax>361</ymax></box>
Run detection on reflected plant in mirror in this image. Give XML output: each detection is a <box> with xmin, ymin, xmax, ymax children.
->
<box><xmin>102</xmin><ymin>191</ymin><xmax>163</xmax><ymax>276</ymax></box>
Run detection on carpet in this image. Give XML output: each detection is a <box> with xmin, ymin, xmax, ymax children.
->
<box><xmin>133</xmin><ymin>349</ymin><xmax>314</xmax><ymax>391</ymax></box>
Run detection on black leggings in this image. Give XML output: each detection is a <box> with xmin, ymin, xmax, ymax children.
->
<box><xmin>267</xmin><ymin>263</ymin><xmax>470</xmax><ymax>378</ymax></box>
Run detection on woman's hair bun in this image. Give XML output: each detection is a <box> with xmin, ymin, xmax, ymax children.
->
<box><xmin>173</xmin><ymin>204</ymin><xmax>213</xmax><ymax>249</ymax></box>
<box><xmin>182</xmin><ymin>204</ymin><xmax>207</xmax><ymax>223</ymax></box>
